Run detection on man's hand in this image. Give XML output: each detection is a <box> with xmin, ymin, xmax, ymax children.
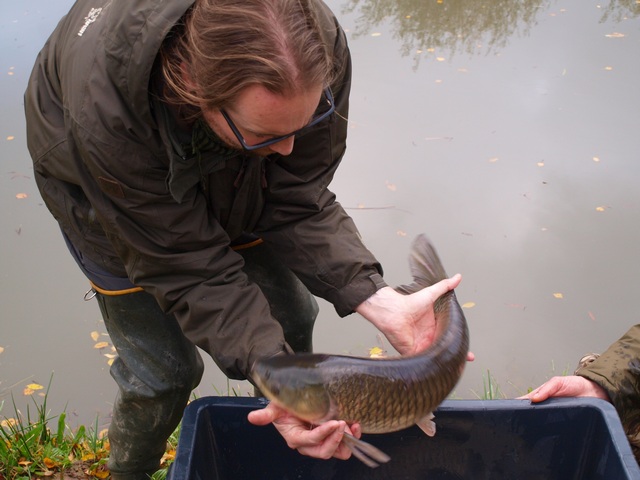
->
<box><xmin>247</xmin><ymin>402</ymin><xmax>361</xmax><ymax>460</ymax></box>
<box><xmin>519</xmin><ymin>375</ymin><xmax>610</xmax><ymax>403</ymax></box>
<box><xmin>356</xmin><ymin>274</ymin><xmax>473</xmax><ymax>360</ymax></box>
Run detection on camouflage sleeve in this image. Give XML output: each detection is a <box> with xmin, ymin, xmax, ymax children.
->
<box><xmin>577</xmin><ymin>324</ymin><xmax>640</xmax><ymax>461</ymax></box>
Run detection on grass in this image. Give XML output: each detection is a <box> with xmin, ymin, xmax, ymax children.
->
<box><xmin>0</xmin><ymin>375</ymin><xmax>178</xmax><ymax>480</ymax></box>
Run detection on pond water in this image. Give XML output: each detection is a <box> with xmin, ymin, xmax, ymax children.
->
<box><xmin>1</xmin><ymin>0</ymin><xmax>639</xmax><ymax>429</ymax></box>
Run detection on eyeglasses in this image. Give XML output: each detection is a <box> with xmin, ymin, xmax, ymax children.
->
<box><xmin>220</xmin><ymin>87</ymin><xmax>335</xmax><ymax>151</ymax></box>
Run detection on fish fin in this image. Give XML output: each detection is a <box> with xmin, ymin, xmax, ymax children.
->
<box><xmin>342</xmin><ymin>432</ymin><xmax>391</xmax><ymax>468</ymax></box>
<box><xmin>416</xmin><ymin>412</ymin><xmax>436</xmax><ymax>437</ymax></box>
<box><xmin>396</xmin><ymin>235</ymin><xmax>447</xmax><ymax>294</ymax></box>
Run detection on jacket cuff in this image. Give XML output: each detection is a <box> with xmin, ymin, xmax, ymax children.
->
<box><xmin>333</xmin><ymin>271</ymin><xmax>388</xmax><ymax>317</ymax></box>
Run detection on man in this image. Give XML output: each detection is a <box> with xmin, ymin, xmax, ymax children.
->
<box><xmin>25</xmin><ymin>0</ymin><xmax>461</xmax><ymax>477</ymax></box>
<box><xmin>522</xmin><ymin>325</ymin><xmax>640</xmax><ymax>462</ymax></box>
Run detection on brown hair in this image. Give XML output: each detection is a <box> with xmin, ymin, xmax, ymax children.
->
<box><xmin>161</xmin><ymin>0</ymin><xmax>335</xmax><ymax>111</ymax></box>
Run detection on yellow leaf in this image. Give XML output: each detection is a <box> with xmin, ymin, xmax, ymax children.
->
<box><xmin>396</xmin><ymin>230</ymin><xmax>407</xmax><ymax>237</ymax></box>
<box><xmin>94</xmin><ymin>341</ymin><xmax>109</xmax><ymax>349</ymax></box>
<box><xmin>592</xmin><ymin>156</ymin><xmax>600</xmax><ymax>162</ymax></box>
<box><xmin>553</xmin><ymin>293</ymin><xmax>564</xmax><ymax>299</ymax></box>
<box><xmin>81</xmin><ymin>453</ymin><xmax>96</xmax><ymax>462</ymax></box>
<box><xmin>15</xmin><ymin>193</ymin><xmax>28</xmax><ymax>199</ymax></box>
<box><xmin>604</xmin><ymin>66</ymin><xmax>613</xmax><ymax>71</ymax></box>
<box><xmin>6</xmin><ymin>136</ymin><xmax>14</xmax><ymax>141</ymax></box>
<box><xmin>43</xmin><ymin>458</ymin><xmax>58</xmax><ymax>469</ymax></box>
<box><xmin>371</xmin><ymin>32</ymin><xmax>382</xmax><ymax>37</ymax></box>
<box><xmin>107</xmin><ymin>358</ymin><xmax>115</xmax><ymax>366</ymax></box>
<box><xmin>0</xmin><ymin>346</ymin><xmax>4</xmax><ymax>354</ymax></box>
<box><xmin>488</xmin><ymin>157</ymin><xmax>499</xmax><ymax>163</ymax></box>
<box><xmin>104</xmin><ymin>353</ymin><xmax>117</xmax><ymax>359</ymax></box>
<box><xmin>368</xmin><ymin>346</ymin><xmax>386</xmax><ymax>358</ymax></box>
<box><xmin>436</xmin><ymin>56</ymin><xmax>446</xmax><ymax>62</ymax></box>
<box><xmin>27</xmin><ymin>383</ymin><xmax>44</xmax><ymax>390</ymax></box>
<box><xmin>605</xmin><ymin>32</ymin><xmax>625</xmax><ymax>38</ymax></box>
<box><xmin>462</xmin><ymin>302</ymin><xmax>476</xmax><ymax>309</ymax></box>
<box><xmin>595</xmin><ymin>206</ymin><xmax>606</xmax><ymax>212</ymax></box>
<box><xmin>90</xmin><ymin>331</ymin><xmax>100</xmax><ymax>341</ymax></box>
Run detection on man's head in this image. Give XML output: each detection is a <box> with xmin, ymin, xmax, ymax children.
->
<box><xmin>161</xmin><ymin>0</ymin><xmax>337</xmax><ymax>155</ymax></box>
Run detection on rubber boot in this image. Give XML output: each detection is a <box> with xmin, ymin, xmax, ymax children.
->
<box><xmin>237</xmin><ymin>241</ymin><xmax>319</xmax><ymax>353</ymax></box>
<box><xmin>95</xmin><ymin>290</ymin><xmax>204</xmax><ymax>480</ymax></box>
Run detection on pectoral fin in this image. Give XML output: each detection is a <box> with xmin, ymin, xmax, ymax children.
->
<box><xmin>342</xmin><ymin>432</ymin><xmax>391</xmax><ymax>468</ymax></box>
<box><xmin>416</xmin><ymin>412</ymin><xmax>436</xmax><ymax>437</ymax></box>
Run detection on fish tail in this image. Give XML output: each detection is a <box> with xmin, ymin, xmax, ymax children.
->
<box><xmin>396</xmin><ymin>234</ymin><xmax>448</xmax><ymax>294</ymax></box>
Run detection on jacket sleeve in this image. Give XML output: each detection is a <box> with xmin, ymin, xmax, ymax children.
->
<box><xmin>256</xmin><ymin>25</ymin><xmax>386</xmax><ymax>317</ymax></box>
<box><xmin>577</xmin><ymin>324</ymin><xmax>640</xmax><ymax>459</ymax></box>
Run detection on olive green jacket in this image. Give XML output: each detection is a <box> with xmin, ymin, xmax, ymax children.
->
<box><xmin>577</xmin><ymin>325</ymin><xmax>640</xmax><ymax>461</ymax></box>
<box><xmin>24</xmin><ymin>0</ymin><xmax>384</xmax><ymax>380</ymax></box>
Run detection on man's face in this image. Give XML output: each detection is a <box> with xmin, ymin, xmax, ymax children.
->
<box><xmin>202</xmin><ymin>84</ymin><xmax>324</xmax><ymax>157</ymax></box>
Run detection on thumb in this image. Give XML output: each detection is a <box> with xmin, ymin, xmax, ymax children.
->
<box><xmin>247</xmin><ymin>403</ymin><xmax>281</xmax><ymax>426</ymax></box>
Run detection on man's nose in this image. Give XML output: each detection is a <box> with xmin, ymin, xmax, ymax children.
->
<box><xmin>268</xmin><ymin>136</ymin><xmax>295</xmax><ymax>156</ymax></box>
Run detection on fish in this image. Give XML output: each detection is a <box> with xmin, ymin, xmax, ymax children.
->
<box><xmin>252</xmin><ymin>234</ymin><xmax>470</xmax><ymax>467</ymax></box>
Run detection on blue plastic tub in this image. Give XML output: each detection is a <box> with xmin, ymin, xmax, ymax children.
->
<box><xmin>170</xmin><ymin>396</ymin><xmax>640</xmax><ymax>480</ymax></box>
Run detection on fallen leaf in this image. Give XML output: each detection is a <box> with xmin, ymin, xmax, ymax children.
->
<box><xmin>26</xmin><ymin>383</ymin><xmax>44</xmax><ymax>390</ymax></box>
<box><xmin>43</xmin><ymin>458</ymin><xmax>58</xmax><ymax>469</ymax></box>
<box><xmin>537</xmin><ymin>161</ymin><xmax>545</xmax><ymax>167</ymax></box>
<box><xmin>94</xmin><ymin>341</ymin><xmax>109</xmax><ymax>349</ymax></box>
<box><xmin>588</xmin><ymin>311</ymin><xmax>596</xmax><ymax>321</ymax></box>
<box><xmin>488</xmin><ymin>157</ymin><xmax>499</xmax><ymax>163</ymax></box>
<box><xmin>605</xmin><ymin>32</ymin><xmax>625</xmax><ymax>38</ymax></box>
<box><xmin>553</xmin><ymin>293</ymin><xmax>564</xmax><ymax>299</ymax></box>
<box><xmin>6</xmin><ymin>136</ymin><xmax>14</xmax><ymax>141</ymax></box>
<box><xmin>436</xmin><ymin>56</ymin><xmax>446</xmax><ymax>62</ymax></box>
<box><xmin>595</xmin><ymin>206</ymin><xmax>606</xmax><ymax>212</ymax></box>
<box><xmin>90</xmin><ymin>331</ymin><xmax>100</xmax><ymax>341</ymax></box>
<box><xmin>592</xmin><ymin>156</ymin><xmax>600</xmax><ymax>162</ymax></box>
<box><xmin>604</xmin><ymin>66</ymin><xmax>613</xmax><ymax>71</ymax></box>
<box><xmin>0</xmin><ymin>346</ymin><xmax>4</xmax><ymax>354</ymax></box>
<box><xmin>15</xmin><ymin>193</ymin><xmax>28</xmax><ymax>199</ymax></box>
<box><xmin>462</xmin><ymin>302</ymin><xmax>476</xmax><ymax>309</ymax></box>
<box><xmin>371</xmin><ymin>32</ymin><xmax>382</xmax><ymax>37</ymax></box>
<box><xmin>368</xmin><ymin>346</ymin><xmax>386</xmax><ymax>358</ymax></box>
<box><xmin>396</xmin><ymin>230</ymin><xmax>407</xmax><ymax>237</ymax></box>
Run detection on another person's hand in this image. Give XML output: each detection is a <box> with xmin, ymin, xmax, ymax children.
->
<box><xmin>356</xmin><ymin>274</ymin><xmax>473</xmax><ymax>360</ymax></box>
<box><xmin>247</xmin><ymin>402</ymin><xmax>361</xmax><ymax>460</ymax></box>
<box><xmin>519</xmin><ymin>375</ymin><xmax>611</xmax><ymax>403</ymax></box>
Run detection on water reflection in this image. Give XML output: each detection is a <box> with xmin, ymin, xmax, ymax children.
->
<box><xmin>343</xmin><ymin>0</ymin><xmax>547</xmax><ymax>67</ymax></box>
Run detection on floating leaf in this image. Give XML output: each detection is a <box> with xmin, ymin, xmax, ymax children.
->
<box><xmin>94</xmin><ymin>341</ymin><xmax>109</xmax><ymax>349</ymax></box>
<box><xmin>595</xmin><ymin>206</ymin><xmax>606</xmax><ymax>212</ymax></box>
<box><xmin>553</xmin><ymin>293</ymin><xmax>564</xmax><ymax>299</ymax></box>
<box><xmin>6</xmin><ymin>136</ymin><xmax>14</xmax><ymax>141</ymax></box>
<box><xmin>90</xmin><ymin>331</ymin><xmax>100</xmax><ymax>341</ymax></box>
<box><xmin>436</xmin><ymin>56</ymin><xmax>446</xmax><ymax>62</ymax></box>
<box><xmin>488</xmin><ymin>157</ymin><xmax>499</xmax><ymax>163</ymax></box>
<box><xmin>27</xmin><ymin>383</ymin><xmax>44</xmax><ymax>390</ymax></box>
<box><xmin>368</xmin><ymin>346</ymin><xmax>386</xmax><ymax>358</ymax></box>
<box><xmin>604</xmin><ymin>66</ymin><xmax>613</xmax><ymax>71</ymax></box>
<box><xmin>462</xmin><ymin>302</ymin><xmax>476</xmax><ymax>309</ymax></box>
<box><xmin>605</xmin><ymin>32</ymin><xmax>625</xmax><ymax>38</ymax></box>
<box><xmin>371</xmin><ymin>32</ymin><xmax>382</xmax><ymax>37</ymax></box>
<box><xmin>588</xmin><ymin>311</ymin><xmax>596</xmax><ymax>321</ymax></box>
<box><xmin>396</xmin><ymin>230</ymin><xmax>407</xmax><ymax>237</ymax></box>
<box><xmin>593</xmin><ymin>156</ymin><xmax>600</xmax><ymax>162</ymax></box>
<box><xmin>537</xmin><ymin>161</ymin><xmax>545</xmax><ymax>167</ymax></box>
<box><xmin>385</xmin><ymin>181</ymin><xmax>397</xmax><ymax>191</ymax></box>
<box><xmin>16</xmin><ymin>193</ymin><xmax>28</xmax><ymax>199</ymax></box>
<box><xmin>0</xmin><ymin>346</ymin><xmax>4</xmax><ymax>354</ymax></box>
